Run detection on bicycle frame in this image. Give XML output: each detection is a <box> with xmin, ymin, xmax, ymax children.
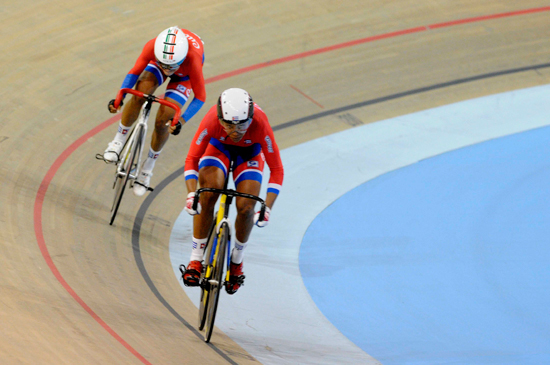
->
<box><xmin>115</xmin><ymin>102</ymin><xmax>149</xmax><ymax>184</ymax></box>
<box><xmin>196</xmin><ymin>186</ymin><xmax>267</xmax><ymax>284</ymax></box>
<box><xmin>115</xmin><ymin>87</ymin><xmax>180</xmax><ymax>179</ymax></box>
<box><xmin>192</xmin><ymin>163</ymin><xmax>266</xmax><ymax>342</ymax></box>
<box><xmin>108</xmin><ymin>88</ymin><xmax>181</xmax><ymax>225</ymax></box>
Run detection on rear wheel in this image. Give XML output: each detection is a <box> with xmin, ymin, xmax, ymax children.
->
<box><xmin>203</xmin><ymin>222</ymin><xmax>228</xmax><ymax>343</ymax></box>
<box><xmin>109</xmin><ymin>126</ymin><xmax>142</xmax><ymax>225</ymax></box>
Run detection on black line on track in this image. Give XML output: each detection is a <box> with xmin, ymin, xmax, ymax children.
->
<box><xmin>132</xmin><ymin>62</ymin><xmax>550</xmax><ymax>363</ymax></box>
<box><xmin>131</xmin><ymin>165</ymin><xmax>239</xmax><ymax>365</ymax></box>
<box><xmin>273</xmin><ymin>62</ymin><xmax>550</xmax><ymax>131</ymax></box>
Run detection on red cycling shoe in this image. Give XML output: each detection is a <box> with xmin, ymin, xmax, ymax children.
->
<box><xmin>183</xmin><ymin>260</ymin><xmax>203</xmax><ymax>287</ymax></box>
<box><xmin>225</xmin><ymin>261</ymin><xmax>245</xmax><ymax>295</ymax></box>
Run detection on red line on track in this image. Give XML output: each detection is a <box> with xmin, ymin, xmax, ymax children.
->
<box><xmin>33</xmin><ymin>115</ymin><xmax>152</xmax><ymax>365</ymax></box>
<box><xmin>290</xmin><ymin>85</ymin><xmax>324</xmax><ymax>108</ymax></box>
<box><xmin>32</xmin><ymin>6</ymin><xmax>550</xmax><ymax>364</ymax></box>
<box><xmin>428</xmin><ymin>6</ymin><xmax>550</xmax><ymax>29</ymax></box>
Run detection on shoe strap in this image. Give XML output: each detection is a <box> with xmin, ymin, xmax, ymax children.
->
<box><xmin>133</xmin><ymin>181</ymin><xmax>154</xmax><ymax>192</ymax></box>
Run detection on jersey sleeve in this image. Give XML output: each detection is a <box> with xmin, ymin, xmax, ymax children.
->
<box><xmin>258</xmin><ymin>112</ymin><xmax>284</xmax><ymax>195</ymax></box>
<box><xmin>181</xmin><ymin>39</ymin><xmax>206</xmax><ymax>122</ymax></box>
<box><xmin>181</xmin><ymin>96</ymin><xmax>204</xmax><ymax>123</ymax></box>
<box><xmin>184</xmin><ymin>107</ymin><xmax>216</xmax><ymax>181</ymax></box>
<box><xmin>120</xmin><ymin>39</ymin><xmax>155</xmax><ymax>90</ymax></box>
<box><xmin>185</xmin><ymin>30</ymin><xmax>206</xmax><ymax>103</ymax></box>
<box><xmin>188</xmin><ymin>54</ymin><xmax>206</xmax><ymax>102</ymax></box>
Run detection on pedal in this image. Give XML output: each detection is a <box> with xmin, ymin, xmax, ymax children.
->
<box><xmin>225</xmin><ymin>275</ymin><xmax>245</xmax><ymax>288</ymax></box>
<box><xmin>131</xmin><ymin>181</ymin><xmax>154</xmax><ymax>192</ymax></box>
<box><xmin>233</xmin><ymin>275</ymin><xmax>245</xmax><ymax>285</ymax></box>
<box><xmin>95</xmin><ymin>153</ymin><xmax>118</xmax><ymax>164</ymax></box>
<box><xmin>200</xmin><ymin>278</ymin><xmax>210</xmax><ymax>290</ymax></box>
<box><xmin>180</xmin><ymin>264</ymin><xmax>202</xmax><ymax>287</ymax></box>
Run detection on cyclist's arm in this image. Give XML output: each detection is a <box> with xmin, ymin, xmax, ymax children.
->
<box><xmin>184</xmin><ymin>138</ymin><xmax>205</xmax><ymax>193</ymax></box>
<box><xmin>181</xmin><ymin>98</ymin><xmax>204</xmax><ymax>124</ymax></box>
<box><xmin>260</xmin><ymin>121</ymin><xmax>284</xmax><ymax>209</ymax></box>
<box><xmin>264</xmin><ymin>191</ymin><xmax>278</xmax><ymax>210</ymax></box>
<box><xmin>264</xmin><ymin>161</ymin><xmax>284</xmax><ymax>210</ymax></box>
<box><xmin>185</xmin><ymin>178</ymin><xmax>198</xmax><ymax>195</ymax></box>
<box><xmin>120</xmin><ymin>39</ymin><xmax>155</xmax><ymax>94</ymax></box>
<box><xmin>181</xmin><ymin>56</ymin><xmax>206</xmax><ymax>123</ymax></box>
<box><xmin>183</xmin><ymin>108</ymin><xmax>216</xmax><ymax>191</ymax></box>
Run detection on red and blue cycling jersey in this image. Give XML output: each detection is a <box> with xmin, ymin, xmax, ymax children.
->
<box><xmin>184</xmin><ymin>104</ymin><xmax>284</xmax><ymax>195</ymax></box>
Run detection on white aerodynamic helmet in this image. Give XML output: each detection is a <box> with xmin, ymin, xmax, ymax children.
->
<box><xmin>154</xmin><ymin>26</ymin><xmax>189</xmax><ymax>71</ymax></box>
<box><xmin>217</xmin><ymin>88</ymin><xmax>254</xmax><ymax>127</ymax></box>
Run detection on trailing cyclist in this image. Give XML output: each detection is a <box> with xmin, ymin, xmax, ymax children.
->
<box><xmin>103</xmin><ymin>26</ymin><xmax>206</xmax><ymax>196</ymax></box>
<box><xmin>182</xmin><ymin>88</ymin><xmax>284</xmax><ymax>294</ymax></box>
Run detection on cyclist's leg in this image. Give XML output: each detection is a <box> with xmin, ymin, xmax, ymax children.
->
<box><xmin>226</xmin><ymin>146</ymin><xmax>264</xmax><ymax>294</ymax></box>
<box><xmin>121</xmin><ymin>67</ymin><xmax>162</xmax><ymax>127</ymax></box>
<box><xmin>150</xmin><ymin>77</ymin><xmax>191</xmax><ymax>152</ymax></box>
<box><xmin>183</xmin><ymin>167</ymin><xmax>224</xmax><ymax>286</ymax></box>
<box><xmin>184</xmin><ymin>141</ymin><xmax>230</xmax><ymax>285</ymax></box>
<box><xmin>135</xmin><ymin>77</ymin><xmax>189</xmax><ymax>194</ymax></box>
<box><xmin>193</xmin><ymin>140</ymin><xmax>233</xmax><ymax>241</ymax></box>
<box><xmin>193</xmin><ymin>165</ymin><xmax>224</xmax><ymax>238</ymax></box>
<box><xmin>131</xmin><ymin>65</ymin><xmax>179</xmax><ymax>194</ymax></box>
<box><xmin>104</xmin><ymin>66</ymin><xmax>161</xmax><ymax>162</ymax></box>
<box><xmin>234</xmin><ymin>179</ymin><xmax>261</xmax><ymax>244</ymax></box>
<box><xmin>233</xmin><ymin>144</ymin><xmax>265</xmax><ymax>246</ymax></box>
<box><xmin>223</xmin><ymin>179</ymin><xmax>260</xmax><ymax>295</ymax></box>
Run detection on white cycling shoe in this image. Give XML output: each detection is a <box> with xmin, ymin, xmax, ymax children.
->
<box><xmin>133</xmin><ymin>170</ymin><xmax>153</xmax><ymax>197</ymax></box>
<box><xmin>103</xmin><ymin>140</ymin><xmax>123</xmax><ymax>163</ymax></box>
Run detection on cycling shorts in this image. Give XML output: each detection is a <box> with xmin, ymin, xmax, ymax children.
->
<box><xmin>198</xmin><ymin>138</ymin><xmax>265</xmax><ymax>186</ymax></box>
<box><xmin>144</xmin><ymin>63</ymin><xmax>192</xmax><ymax>106</ymax></box>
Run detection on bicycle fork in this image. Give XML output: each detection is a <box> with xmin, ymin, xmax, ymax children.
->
<box><xmin>202</xmin><ymin>195</ymin><xmax>233</xmax><ymax>289</ymax></box>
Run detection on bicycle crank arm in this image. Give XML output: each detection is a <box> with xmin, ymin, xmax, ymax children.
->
<box><xmin>208</xmin><ymin>279</ymin><xmax>220</xmax><ymax>288</ymax></box>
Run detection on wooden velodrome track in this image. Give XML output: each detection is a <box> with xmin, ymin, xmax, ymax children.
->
<box><xmin>2</xmin><ymin>1</ymin><xmax>550</xmax><ymax>363</ymax></box>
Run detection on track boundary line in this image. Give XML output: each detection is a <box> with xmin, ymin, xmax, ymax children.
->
<box><xmin>33</xmin><ymin>6</ymin><xmax>550</xmax><ymax>363</ymax></box>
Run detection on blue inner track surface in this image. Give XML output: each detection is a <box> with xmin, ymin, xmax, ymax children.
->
<box><xmin>300</xmin><ymin>126</ymin><xmax>550</xmax><ymax>364</ymax></box>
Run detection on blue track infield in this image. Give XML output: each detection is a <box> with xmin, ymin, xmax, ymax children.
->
<box><xmin>171</xmin><ymin>84</ymin><xmax>550</xmax><ymax>364</ymax></box>
<box><xmin>300</xmin><ymin>125</ymin><xmax>550</xmax><ymax>364</ymax></box>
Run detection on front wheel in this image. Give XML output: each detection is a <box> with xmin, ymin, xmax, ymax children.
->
<box><xmin>203</xmin><ymin>222</ymin><xmax>229</xmax><ymax>343</ymax></box>
<box><xmin>109</xmin><ymin>126</ymin><xmax>142</xmax><ymax>225</ymax></box>
<box><xmin>198</xmin><ymin>220</ymin><xmax>217</xmax><ymax>331</ymax></box>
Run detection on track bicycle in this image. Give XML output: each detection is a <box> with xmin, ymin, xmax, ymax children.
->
<box><xmin>180</xmin><ymin>162</ymin><xmax>267</xmax><ymax>343</ymax></box>
<box><xmin>99</xmin><ymin>88</ymin><xmax>181</xmax><ymax>225</ymax></box>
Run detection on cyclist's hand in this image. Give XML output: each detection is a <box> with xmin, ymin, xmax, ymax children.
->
<box><xmin>254</xmin><ymin>206</ymin><xmax>271</xmax><ymax>227</ymax></box>
<box><xmin>170</xmin><ymin>120</ymin><xmax>183</xmax><ymax>135</ymax></box>
<box><xmin>185</xmin><ymin>192</ymin><xmax>201</xmax><ymax>215</ymax></box>
<box><xmin>108</xmin><ymin>99</ymin><xmax>123</xmax><ymax>113</ymax></box>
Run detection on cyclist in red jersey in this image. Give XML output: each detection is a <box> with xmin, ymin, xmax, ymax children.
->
<box><xmin>103</xmin><ymin>26</ymin><xmax>206</xmax><ymax>196</ymax></box>
<box><xmin>182</xmin><ymin>88</ymin><xmax>284</xmax><ymax>294</ymax></box>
